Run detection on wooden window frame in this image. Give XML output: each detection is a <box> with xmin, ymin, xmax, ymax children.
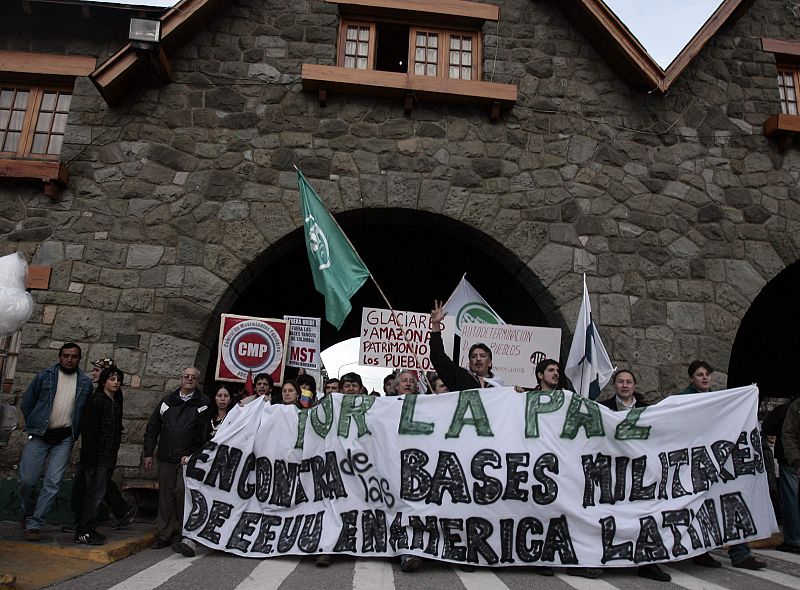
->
<box><xmin>338</xmin><ymin>20</ymin><xmax>377</xmax><ymax>70</ymax></box>
<box><xmin>408</xmin><ymin>27</ymin><xmax>480</xmax><ymax>81</ymax></box>
<box><xmin>305</xmin><ymin>0</ymin><xmax>516</xmax><ymax>120</ymax></box>
<box><xmin>0</xmin><ymin>84</ymin><xmax>72</xmax><ymax>161</ymax></box>
<box><xmin>776</xmin><ymin>65</ymin><xmax>800</xmax><ymax>116</ymax></box>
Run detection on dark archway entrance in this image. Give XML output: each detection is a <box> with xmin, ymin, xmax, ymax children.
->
<box><xmin>201</xmin><ymin>208</ymin><xmax>564</xmax><ymax>384</ymax></box>
<box><xmin>728</xmin><ymin>260</ymin><xmax>800</xmax><ymax>398</ymax></box>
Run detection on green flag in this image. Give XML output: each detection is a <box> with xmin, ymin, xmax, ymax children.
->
<box><xmin>297</xmin><ymin>170</ymin><xmax>370</xmax><ymax>329</ymax></box>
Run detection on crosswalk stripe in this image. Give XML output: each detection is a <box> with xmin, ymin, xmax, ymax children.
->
<box><xmin>752</xmin><ymin>548</ymin><xmax>800</xmax><ymax>566</ymax></box>
<box><xmin>107</xmin><ymin>552</ymin><xmax>203</xmax><ymax>590</ymax></box>
<box><xmin>664</xmin><ymin>567</ymin><xmax>731</xmax><ymax>590</ymax></box>
<box><xmin>352</xmin><ymin>559</ymin><xmax>394</xmax><ymax>590</ymax></box>
<box><xmin>720</xmin><ymin>564</ymin><xmax>800</xmax><ymax>588</ymax></box>
<box><xmin>233</xmin><ymin>557</ymin><xmax>301</xmax><ymax>590</ymax></box>
<box><xmin>454</xmin><ymin>567</ymin><xmax>511</xmax><ymax>590</ymax></box>
<box><xmin>555</xmin><ymin>572</ymin><xmax>619</xmax><ymax>590</ymax></box>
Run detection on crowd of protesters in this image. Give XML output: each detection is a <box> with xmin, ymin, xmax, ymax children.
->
<box><xmin>15</xmin><ymin>298</ymin><xmax>799</xmax><ymax>577</ymax></box>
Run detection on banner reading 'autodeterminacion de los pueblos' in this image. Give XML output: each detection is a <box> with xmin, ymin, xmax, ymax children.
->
<box><xmin>182</xmin><ymin>386</ymin><xmax>777</xmax><ymax>567</ymax></box>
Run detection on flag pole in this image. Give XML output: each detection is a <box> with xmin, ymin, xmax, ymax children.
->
<box><xmin>295</xmin><ymin>166</ymin><xmax>433</xmax><ymax>392</ymax></box>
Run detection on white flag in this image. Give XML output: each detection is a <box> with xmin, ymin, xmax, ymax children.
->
<box><xmin>565</xmin><ymin>274</ymin><xmax>615</xmax><ymax>399</ymax></box>
<box><xmin>442</xmin><ymin>274</ymin><xmax>504</xmax><ymax>336</ymax></box>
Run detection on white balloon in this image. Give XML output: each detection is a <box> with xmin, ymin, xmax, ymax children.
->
<box><xmin>0</xmin><ymin>252</ymin><xmax>34</xmax><ymax>337</ymax></box>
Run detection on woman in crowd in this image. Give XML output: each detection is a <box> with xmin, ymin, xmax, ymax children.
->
<box><xmin>281</xmin><ymin>380</ymin><xmax>303</xmax><ymax>407</ymax></box>
<box><xmin>209</xmin><ymin>383</ymin><xmax>235</xmax><ymax>438</ymax></box>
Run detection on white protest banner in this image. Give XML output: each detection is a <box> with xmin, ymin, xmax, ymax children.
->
<box><xmin>184</xmin><ymin>385</ymin><xmax>777</xmax><ymax>568</ymax></box>
<box><xmin>359</xmin><ymin>307</ymin><xmax>454</xmax><ymax>370</ymax></box>
<box><xmin>284</xmin><ymin>315</ymin><xmax>321</xmax><ymax>370</ymax></box>
<box><xmin>215</xmin><ymin>314</ymin><xmax>290</xmax><ymax>385</ymax></box>
<box><xmin>459</xmin><ymin>323</ymin><xmax>562</xmax><ymax>388</ymax></box>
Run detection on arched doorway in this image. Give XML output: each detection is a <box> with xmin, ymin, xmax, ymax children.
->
<box><xmin>198</xmin><ymin>208</ymin><xmax>565</xmax><ymax>386</ymax></box>
<box><xmin>728</xmin><ymin>260</ymin><xmax>800</xmax><ymax>398</ymax></box>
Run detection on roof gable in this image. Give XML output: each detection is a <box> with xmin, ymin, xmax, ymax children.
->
<box><xmin>558</xmin><ymin>0</ymin><xmax>751</xmax><ymax>92</ymax></box>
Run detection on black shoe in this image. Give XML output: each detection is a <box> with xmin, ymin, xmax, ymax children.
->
<box><xmin>400</xmin><ymin>555</ymin><xmax>422</xmax><ymax>572</ymax></box>
<box><xmin>315</xmin><ymin>554</ymin><xmax>332</xmax><ymax>567</ymax></box>
<box><xmin>732</xmin><ymin>556</ymin><xmax>766</xmax><ymax>570</ymax></box>
<box><xmin>111</xmin><ymin>513</ymin><xmax>135</xmax><ymax>530</ymax></box>
<box><xmin>75</xmin><ymin>531</ymin><xmax>105</xmax><ymax>546</ymax></box>
<box><xmin>459</xmin><ymin>565</ymin><xmax>476</xmax><ymax>572</ymax></box>
<box><xmin>151</xmin><ymin>538</ymin><xmax>171</xmax><ymax>549</ymax></box>
<box><xmin>692</xmin><ymin>552</ymin><xmax>721</xmax><ymax>568</ymax></box>
<box><xmin>638</xmin><ymin>564</ymin><xmax>671</xmax><ymax>582</ymax></box>
<box><xmin>776</xmin><ymin>543</ymin><xmax>800</xmax><ymax>554</ymax></box>
<box><xmin>532</xmin><ymin>566</ymin><xmax>554</xmax><ymax>576</ymax></box>
<box><xmin>568</xmin><ymin>567</ymin><xmax>602</xmax><ymax>579</ymax></box>
<box><xmin>171</xmin><ymin>540</ymin><xmax>195</xmax><ymax>557</ymax></box>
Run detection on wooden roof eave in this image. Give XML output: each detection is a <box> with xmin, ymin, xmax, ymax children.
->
<box><xmin>89</xmin><ymin>0</ymin><xmax>230</xmax><ymax>106</ymax></box>
<box><xmin>560</xmin><ymin>0</ymin><xmax>750</xmax><ymax>93</ymax></box>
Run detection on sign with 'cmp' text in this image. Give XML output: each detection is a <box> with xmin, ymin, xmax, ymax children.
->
<box><xmin>358</xmin><ymin>307</ymin><xmax>455</xmax><ymax>371</ymax></box>
<box><xmin>183</xmin><ymin>385</ymin><xmax>777</xmax><ymax>567</ymax></box>
<box><xmin>215</xmin><ymin>314</ymin><xmax>290</xmax><ymax>385</ymax></box>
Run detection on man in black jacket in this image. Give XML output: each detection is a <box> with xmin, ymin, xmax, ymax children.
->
<box><xmin>143</xmin><ymin>367</ymin><xmax>209</xmax><ymax>551</ymax></box>
<box><xmin>429</xmin><ymin>300</ymin><xmax>502</xmax><ymax>392</ymax></box>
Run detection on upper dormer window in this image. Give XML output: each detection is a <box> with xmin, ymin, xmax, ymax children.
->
<box><xmin>337</xmin><ymin>20</ymin><xmax>479</xmax><ymax>81</ymax></box>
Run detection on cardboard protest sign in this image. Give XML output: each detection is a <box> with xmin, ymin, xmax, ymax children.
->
<box><xmin>458</xmin><ymin>323</ymin><xmax>562</xmax><ymax>388</ymax></box>
<box><xmin>359</xmin><ymin>307</ymin><xmax>454</xmax><ymax>371</ymax></box>
<box><xmin>215</xmin><ymin>314</ymin><xmax>289</xmax><ymax>385</ymax></box>
<box><xmin>184</xmin><ymin>386</ymin><xmax>777</xmax><ymax>567</ymax></box>
<box><xmin>284</xmin><ymin>315</ymin><xmax>321</xmax><ymax>370</ymax></box>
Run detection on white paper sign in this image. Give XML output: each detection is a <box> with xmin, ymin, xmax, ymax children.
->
<box><xmin>184</xmin><ymin>385</ymin><xmax>777</xmax><ymax>567</ymax></box>
<box><xmin>284</xmin><ymin>315</ymin><xmax>321</xmax><ymax>370</ymax></box>
<box><xmin>359</xmin><ymin>307</ymin><xmax>454</xmax><ymax>370</ymax></box>
<box><xmin>458</xmin><ymin>323</ymin><xmax>562</xmax><ymax>388</ymax></box>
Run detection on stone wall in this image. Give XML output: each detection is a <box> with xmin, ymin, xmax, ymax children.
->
<box><xmin>1</xmin><ymin>0</ymin><xmax>799</xmax><ymax>477</ymax></box>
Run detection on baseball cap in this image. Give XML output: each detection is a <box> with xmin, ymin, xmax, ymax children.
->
<box><xmin>92</xmin><ymin>357</ymin><xmax>115</xmax><ymax>369</ymax></box>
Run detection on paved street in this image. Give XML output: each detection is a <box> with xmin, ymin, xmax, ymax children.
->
<box><xmin>44</xmin><ymin>547</ymin><xmax>800</xmax><ymax>590</ymax></box>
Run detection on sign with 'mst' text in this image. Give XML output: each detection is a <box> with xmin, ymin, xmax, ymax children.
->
<box><xmin>359</xmin><ymin>307</ymin><xmax>454</xmax><ymax>370</ymax></box>
<box><xmin>284</xmin><ymin>315</ymin><xmax>321</xmax><ymax>370</ymax></box>
<box><xmin>216</xmin><ymin>314</ymin><xmax>289</xmax><ymax>385</ymax></box>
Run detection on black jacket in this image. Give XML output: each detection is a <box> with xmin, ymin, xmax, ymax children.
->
<box><xmin>429</xmin><ymin>331</ymin><xmax>484</xmax><ymax>392</ymax></box>
<box><xmin>144</xmin><ymin>389</ymin><xmax>210</xmax><ymax>464</ymax></box>
<box><xmin>79</xmin><ymin>390</ymin><xmax>123</xmax><ymax>467</ymax></box>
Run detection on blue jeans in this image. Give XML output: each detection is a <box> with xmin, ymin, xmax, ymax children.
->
<box><xmin>779</xmin><ymin>463</ymin><xmax>800</xmax><ymax>546</ymax></box>
<box><xmin>728</xmin><ymin>543</ymin><xmax>751</xmax><ymax>563</ymax></box>
<box><xmin>18</xmin><ymin>434</ymin><xmax>74</xmax><ymax>530</ymax></box>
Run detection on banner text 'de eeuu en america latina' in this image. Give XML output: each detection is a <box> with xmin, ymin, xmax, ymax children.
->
<box><xmin>182</xmin><ymin>386</ymin><xmax>777</xmax><ymax>567</ymax></box>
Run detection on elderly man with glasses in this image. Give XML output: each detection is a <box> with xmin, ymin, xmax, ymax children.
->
<box><xmin>143</xmin><ymin>367</ymin><xmax>209</xmax><ymax>552</ymax></box>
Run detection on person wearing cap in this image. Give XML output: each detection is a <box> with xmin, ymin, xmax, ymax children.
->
<box><xmin>429</xmin><ymin>300</ymin><xmax>504</xmax><ymax>392</ymax></box>
<box><xmin>64</xmin><ymin>357</ymin><xmax>134</xmax><ymax>535</ymax></box>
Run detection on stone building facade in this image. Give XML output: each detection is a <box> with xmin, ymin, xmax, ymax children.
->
<box><xmin>1</xmin><ymin>0</ymin><xmax>799</xmax><ymax>481</ymax></box>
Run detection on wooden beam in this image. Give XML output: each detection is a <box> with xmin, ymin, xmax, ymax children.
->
<box><xmin>573</xmin><ymin>0</ymin><xmax>663</xmax><ymax>90</ymax></box>
<box><xmin>662</xmin><ymin>0</ymin><xmax>746</xmax><ymax>91</ymax></box>
<box><xmin>762</xmin><ymin>38</ymin><xmax>800</xmax><ymax>56</ymax></box>
<box><xmin>302</xmin><ymin>63</ymin><xmax>517</xmax><ymax>106</ymax></box>
<box><xmin>764</xmin><ymin>113</ymin><xmax>800</xmax><ymax>136</ymax></box>
<box><xmin>149</xmin><ymin>46</ymin><xmax>174</xmax><ymax>82</ymax></box>
<box><xmin>0</xmin><ymin>51</ymin><xmax>96</xmax><ymax>77</ymax></box>
<box><xmin>326</xmin><ymin>0</ymin><xmax>498</xmax><ymax>21</ymax></box>
<box><xmin>0</xmin><ymin>159</ymin><xmax>68</xmax><ymax>183</ymax></box>
<box><xmin>26</xmin><ymin>266</ymin><xmax>51</xmax><ymax>290</ymax></box>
